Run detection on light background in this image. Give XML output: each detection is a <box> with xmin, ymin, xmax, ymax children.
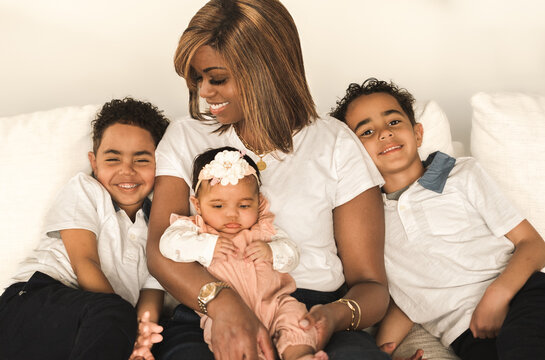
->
<box><xmin>2</xmin><ymin>0</ymin><xmax>545</xmax><ymax>148</ymax></box>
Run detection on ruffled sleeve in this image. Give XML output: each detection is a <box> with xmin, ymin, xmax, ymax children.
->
<box><xmin>159</xmin><ymin>214</ymin><xmax>218</xmax><ymax>267</ymax></box>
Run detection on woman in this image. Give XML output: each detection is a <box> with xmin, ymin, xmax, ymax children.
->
<box><xmin>147</xmin><ymin>1</ymin><xmax>390</xmax><ymax>359</ymax></box>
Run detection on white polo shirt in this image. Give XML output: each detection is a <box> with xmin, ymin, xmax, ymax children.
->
<box><xmin>384</xmin><ymin>152</ymin><xmax>525</xmax><ymax>346</ymax></box>
<box><xmin>12</xmin><ymin>172</ymin><xmax>162</xmax><ymax>306</ymax></box>
<box><xmin>156</xmin><ymin>116</ymin><xmax>384</xmax><ymax>291</ymax></box>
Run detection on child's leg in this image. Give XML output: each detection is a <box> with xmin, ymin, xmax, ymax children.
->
<box><xmin>496</xmin><ymin>271</ymin><xmax>545</xmax><ymax>359</ymax></box>
<box><xmin>0</xmin><ymin>271</ymin><xmax>137</xmax><ymax>360</ymax></box>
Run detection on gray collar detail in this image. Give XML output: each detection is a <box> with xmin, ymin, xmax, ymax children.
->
<box><xmin>417</xmin><ymin>151</ymin><xmax>456</xmax><ymax>194</ymax></box>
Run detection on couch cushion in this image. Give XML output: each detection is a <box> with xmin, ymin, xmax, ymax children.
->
<box><xmin>0</xmin><ymin>105</ymin><xmax>99</xmax><ymax>290</ymax></box>
<box><xmin>471</xmin><ymin>92</ymin><xmax>545</xmax><ymax>238</ymax></box>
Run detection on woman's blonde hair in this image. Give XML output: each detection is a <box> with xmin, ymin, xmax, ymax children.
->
<box><xmin>174</xmin><ymin>0</ymin><xmax>317</xmax><ymax>153</ymax></box>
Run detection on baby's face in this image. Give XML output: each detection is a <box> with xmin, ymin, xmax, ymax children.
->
<box><xmin>194</xmin><ymin>176</ymin><xmax>259</xmax><ymax>236</ymax></box>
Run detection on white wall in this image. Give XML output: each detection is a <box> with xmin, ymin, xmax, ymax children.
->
<box><xmin>2</xmin><ymin>0</ymin><xmax>545</xmax><ymax>148</ymax></box>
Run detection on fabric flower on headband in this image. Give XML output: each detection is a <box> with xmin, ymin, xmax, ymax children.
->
<box><xmin>195</xmin><ymin>150</ymin><xmax>258</xmax><ymax>193</ymax></box>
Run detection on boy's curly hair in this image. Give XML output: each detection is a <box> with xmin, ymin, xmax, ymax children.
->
<box><xmin>91</xmin><ymin>97</ymin><xmax>170</xmax><ymax>153</ymax></box>
<box><xmin>330</xmin><ymin>78</ymin><xmax>416</xmax><ymax>125</ymax></box>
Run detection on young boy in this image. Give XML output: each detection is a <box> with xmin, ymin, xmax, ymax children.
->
<box><xmin>330</xmin><ymin>78</ymin><xmax>545</xmax><ymax>360</ymax></box>
<box><xmin>0</xmin><ymin>97</ymin><xmax>169</xmax><ymax>360</ymax></box>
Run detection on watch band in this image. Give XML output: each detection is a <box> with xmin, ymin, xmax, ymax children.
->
<box><xmin>197</xmin><ymin>281</ymin><xmax>230</xmax><ymax>315</ymax></box>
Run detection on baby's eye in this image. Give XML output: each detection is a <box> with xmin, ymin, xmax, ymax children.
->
<box><xmin>389</xmin><ymin>120</ymin><xmax>401</xmax><ymax>126</ymax></box>
<box><xmin>105</xmin><ymin>158</ymin><xmax>120</xmax><ymax>162</ymax></box>
<box><xmin>360</xmin><ymin>129</ymin><xmax>374</xmax><ymax>137</ymax></box>
<box><xmin>239</xmin><ymin>204</ymin><xmax>250</xmax><ymax>209</ymax></box>
<box><xmin>212</xmin><ymin>205</ymin><xmax>223</xmax><ymax>209</ymax></box>
<box><xmin>135</xmin><ymin>159</ymin><xmax>150</xmax><ymax>164</ymax></box>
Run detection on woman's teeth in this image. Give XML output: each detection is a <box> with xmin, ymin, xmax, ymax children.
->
<box><xmin>209</xmin><ymin>102</ymin><xmax>229</xmax><ymax>110</ymax></box>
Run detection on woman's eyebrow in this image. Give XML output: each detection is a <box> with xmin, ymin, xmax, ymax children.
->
<box><xmin>203</xmin><ymin>66</ymin><xmax>227</xmax><ymax>73</ymax></box>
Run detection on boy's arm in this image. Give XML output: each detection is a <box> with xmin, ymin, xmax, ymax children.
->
<box><xmin>471</xmin><ymin>219</ymin><xmax>545</xmax><ymax>338</ymax></box>
<box><xmin>136</xmin><ymin>289</ymin><xmax>164</xmax><ymax>324</ymax></box>
<box><xmin>131</xmin><ymin>289</ymin><xmax>165</xmax><ymax>359</ymax></box>
<box><xmin>60</xmin><ymin>228</ymin><xmax>114</xmax><ymax>293</ymax></box>
<box><xmin>375</xmin><ymin>298</ymin><xmax>414</xmax><ymax>354</ymax></box>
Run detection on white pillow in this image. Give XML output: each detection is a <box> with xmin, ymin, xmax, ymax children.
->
<box><xmin>415</xmin><ymin>100</ymin><xmax>455</xmax><ymax>160</ymax></box>
<box><xmin>471</xmin><ymin>92</ymin><xmax>545</xmax><ymax>238</ymax></box>
<box><xmin>0</xmin><ymin>105</ymin><xmax>99</xmax><ymax>290</ymax></box>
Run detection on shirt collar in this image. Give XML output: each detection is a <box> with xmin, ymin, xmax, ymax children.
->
<box><xmin>417</xmin><ymin>151</ymin><xmax>456</xmax><ymax>194</ymax></box>
<box><xmin>112</xmin><ymin>197</ymin><xmax>152</xmax><ymax>224</ymax></box>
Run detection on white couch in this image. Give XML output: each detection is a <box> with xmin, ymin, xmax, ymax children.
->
<box><xmin>1</xmin><ymin>92</ymin><xmax>544</xmax><ymax>359</ymax></box>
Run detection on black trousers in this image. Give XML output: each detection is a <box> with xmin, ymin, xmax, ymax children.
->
<box><xmin>451</xmin><ymin>271</ymin><xmax>545</xmax><ymax>360</ymax></box>
<box><xmin>0</xmin><ymin>271</ymin><xmax>137</xmax><ymax>360</ymax></box>
<box><xmin>152</xmin><ymin>285</ymin><xmax>390</xmax><ymax>360</ymax></box>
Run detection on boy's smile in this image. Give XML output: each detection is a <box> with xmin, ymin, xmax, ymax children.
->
<box><xmin>88</xmin><ymin>123</ymin><xmax>156</xmax><ymax>220</ymax></box>
<box><xmin>345</xmin><ymin>92</ymin><xmax>425</xmax><ymax>192</ymax></box>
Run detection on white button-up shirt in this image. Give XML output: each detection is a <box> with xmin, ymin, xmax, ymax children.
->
<box><xmin>384</xmin><ymin>152</ymin><xmax>524</xmax><ymax>346</ymax></box>
<box><xmin>12</xmin><ymin>173</ymin><xmax>162</xmax><ymax>306</ymax></box>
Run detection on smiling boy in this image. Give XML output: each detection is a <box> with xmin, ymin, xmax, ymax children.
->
<box><xmin>331</xmin><ymin>78</ymin><xmax>545</xmax><ymax>360</ymax></box>
<box><xmin>0</xmin><ymin>97</ymin><xmax>169</xmax><ymax>360</ymax></box>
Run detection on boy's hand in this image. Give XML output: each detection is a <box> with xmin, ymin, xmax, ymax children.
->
<box><xmin>213</xmin><ymin>236</ymin><xmax>238</xmax><ymax>260</ymax></box>
<box><xmin>244</xmin><ymin>240</ymin><xmax>273</xmax><ymax>264</ymax></box>
<box><xmin>130</xmin><ymin>311</ymin><xmax>163</xmax><ymax>360</ymax></box>
<box><xmin>470</xmin><ymin>285</ymin><xmax>510</xmax><ymax>339</ymax></box>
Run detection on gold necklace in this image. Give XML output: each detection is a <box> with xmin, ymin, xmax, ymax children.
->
<box><xmin>234</xmin><ymin>126</ymin><xmax>269</xmax><ymax>171</ymax></box>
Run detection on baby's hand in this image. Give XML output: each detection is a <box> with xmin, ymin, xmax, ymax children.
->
<box><xmin>244</xmin><ymin>240</ymin><xmax>272</xmax><ymax>264</ymax></box>
<box><xmin>213</xmin><ymin>236</ymin><xmax>238</xmax><ymax>260</ymax></box>
<box><xmin>129</xmin><ymin>311</ymin><xmax>163</xmax><ymax>360</ymax></box>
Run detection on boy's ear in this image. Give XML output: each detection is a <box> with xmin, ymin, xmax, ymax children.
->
<box><xmin>414</xmin><ymin>123</ymin><xmax>424</xmax><ymax>148</ymax></box>
<box><xmin>190</xmin><ymin>195</ymin><xmax>201</xmax><ymax>215</ymax></box>
<box><xmin>88</xmin><ymin>151</ymin><xmax>98</xmax><ymax>174</ymax></box>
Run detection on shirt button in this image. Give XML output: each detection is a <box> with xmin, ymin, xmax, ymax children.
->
<box><xmin>129</xmin><ymin>233</ymin><xmax>136</xmax><ymax>240</ymax></box>
<box><xmin>399</xmin><ymin>205</ymin><xmax>406</xmax><ymax>211</ymax></box>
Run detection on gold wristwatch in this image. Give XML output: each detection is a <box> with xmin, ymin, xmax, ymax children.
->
<box><xmin>197</xmin><ymin>281</ymin><xmax>230</xmax><ymax>315</ymax></box>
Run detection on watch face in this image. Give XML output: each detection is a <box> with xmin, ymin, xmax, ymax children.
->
<box><xmin>201</xmin><ymin>283</ymin><xmax>214</xmax><ymax>298</ymax></box>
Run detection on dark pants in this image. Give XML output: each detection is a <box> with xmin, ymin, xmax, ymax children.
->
<box><xmin>0</xmin><ymin>271</ymin><xmax>138</xmax><ymax>360</ymax></box>
<box><xmin>451</xmin><ymin>271</ymin><xmax>545</xmax><ymax>360</ymax></box>
<box><xmin>153</xmin><ymin>285</ymin><xmax>389</xmax><ymax>360</ymax></box>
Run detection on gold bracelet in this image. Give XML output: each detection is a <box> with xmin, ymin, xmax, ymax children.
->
<box><xmin>334</xmin><ymin>298</ymin><xmax>362</xmax><ymax>331</ymax></box>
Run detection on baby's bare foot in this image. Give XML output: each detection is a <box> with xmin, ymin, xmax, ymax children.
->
<box><xmin>295</xmin><ymin>350</ymin><xmax>328</xmax><ymax>360</ymax></box>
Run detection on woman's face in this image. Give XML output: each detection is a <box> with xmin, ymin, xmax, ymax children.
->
<box><xmin>190</xmin><ymin>45</ymin><xmax>244</xmax><ymax>125</ymax></box>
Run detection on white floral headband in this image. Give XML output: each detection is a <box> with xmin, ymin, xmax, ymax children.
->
<box><xmin>194</xmin><ymin>150</ymin><xmax>259</xmax><ymax>194</ymax></box>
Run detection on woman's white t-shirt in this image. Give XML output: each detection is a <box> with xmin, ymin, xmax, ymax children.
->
<box><xmin>156</xmin><ymin>116</ymin><xmax>383</xmax><ymax>291</ymax></box>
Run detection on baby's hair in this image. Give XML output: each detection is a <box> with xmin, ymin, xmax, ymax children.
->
<box><xmin>330</xmin><ymin>78</ymin><xmax>416</xmax><ymax>126</ymax></box>
<box><xmin>192</xmin><ymin>146</ymin><xmax>261</xmax><ymax>194</ymax></box>
<box><xmin>91</xmin><ymin>97</ymin><xmax>170</xmax><ymax>153</ymax></box>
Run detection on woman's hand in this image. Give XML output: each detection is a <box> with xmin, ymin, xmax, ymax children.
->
<box><xmin>209</xmin><ymin>295</ymin><xmax>275</xmax><ymax>360</ymax></box>
<box><xmin>244</xmin><ymin>240</ymin><xmax>272</xmax><ymax>264</ymax></box>
<box><xmin>129</xmin><ymin>311</ymin><xmax>163</xmax><ymax>360</ymax></box>
<box><xmin>298</xmin><ymin>304</ymin><xmax>336</xmax><ymax>350</ymax></box>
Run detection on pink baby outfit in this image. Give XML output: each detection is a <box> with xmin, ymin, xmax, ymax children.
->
<box><xmin>162</xmin><ymin>196</ymin><xmax>317</xmax><ymax>358</ymax></box>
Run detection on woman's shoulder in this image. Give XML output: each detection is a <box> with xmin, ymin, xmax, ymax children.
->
<box><xmin>169</xmin><ymin>115</ymin><xmax>221</xmax><ymax>134</ymax></box>
<box><xmin>305</xmin><ymin>114</ymin><xmax>353</xmax><ymax>136</ymax></box>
